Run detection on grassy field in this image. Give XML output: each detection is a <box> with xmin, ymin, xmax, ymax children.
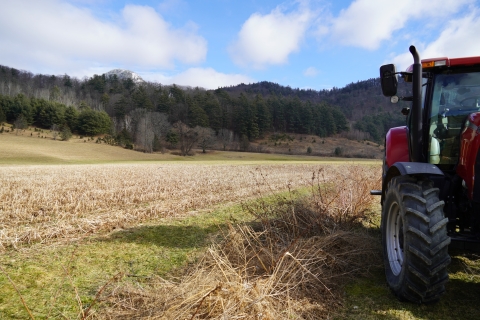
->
<box><xmin>0</xmin><ymin>128</ymin><xmax>381</xmax><ymax>165</ymax></box>
<box><xmin>1</xmin><ymin>131</ymin><xmax>480</xmax><ymax>319</ymax></box>
<box><xmin>0</xmin><ymin>162</ymin><xmax>379</xmax><ymax>319</ymax></box>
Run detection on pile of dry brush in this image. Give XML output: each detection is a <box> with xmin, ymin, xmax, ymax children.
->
<box><xmin>97</xmin><ymin>165</ymin><xmax>382</xmax><ymax>319</ymax></box>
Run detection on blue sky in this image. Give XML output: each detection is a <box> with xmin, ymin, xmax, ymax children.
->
<box><xmin>1</xmin><ymin>0</ymin><xmax>480</xmax><ymax>90</ymax></box>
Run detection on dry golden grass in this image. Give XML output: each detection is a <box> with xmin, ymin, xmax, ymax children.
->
<box><xmin>0</xmin><ymin>130</ymin><xmax>381</xmax><ymax>165</ymax></box>
<box><xmin>97</xmin><ymin>165</ymin><xmax>382</xmax><ymax>319</ymax></box>
<box><xmin>0</xmin><ymin>163</ymin><xmax>340</xmax><ymax>250</ymax></box>
<box><xmin>0</xmin><ymin>130</ymin><xmax>183</xmax><ymax>164</ymax></box>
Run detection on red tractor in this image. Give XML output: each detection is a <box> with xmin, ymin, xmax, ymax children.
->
<box><xmin>374</xmin><ymin>45</ymin><xmax>480</xmax><ymax>303</ymax></box>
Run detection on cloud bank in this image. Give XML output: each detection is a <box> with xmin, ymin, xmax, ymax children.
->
<box><xmin>141</xmin><ymin>68</ymin><xmax>254</xmax><ymax>90</ymax></box>
<box><xmin>0</xmin><ymin>0</ymin><xmax>207</xmax><ymax>75</ymax></box>
<box><xmin>229</xmin><ymin>5</ymin><xmax>313</xmax><ymax>69</ymax></box>
<box><xmin>324</xmin><ymin>0</ymin><xmax>473</xmax><ymax>50</ymax></box>
<box><xmin>391</xmin><ymin>8</ymin><xmax>480</xmax><ymax>69</ymax></box>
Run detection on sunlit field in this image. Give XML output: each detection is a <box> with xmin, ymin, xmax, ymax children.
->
<box><xmin>0</xmin><ymin>162</ymin><xmax>341</xmax><ymax>250</ymax></box>
<box><xmin>1</xmin><ymin>158</ymin><xmax>479</xmax><ymax>319</ymax></box>
<box><xmin>0</xmin><ymin>132</ymin><xmax>379</xmax><ymax>165</ymax></box>
<box><xmin>5</xmin><ymin>133</ymin><xmax>477</xmax><ymax>320</ymax></box>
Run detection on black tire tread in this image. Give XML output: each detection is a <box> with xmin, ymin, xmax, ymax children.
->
<box><xmin>382</xmin><ymin>176</ymin><xmax>450</xmax><ymax>303</ymax></box>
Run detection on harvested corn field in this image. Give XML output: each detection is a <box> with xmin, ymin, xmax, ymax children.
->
<box><xmin>0</xmin><ymin>163</ymin><xmax>342</xmax><ymax>250</ymax></box>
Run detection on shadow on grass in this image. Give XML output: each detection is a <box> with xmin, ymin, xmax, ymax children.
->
<box><xmin>100</xmin><ymin>223</ymin><xmax>228</xmax><ymax>249</ymax></box>
<box><xmin>340</xmin><ymin>251</ymin><xmax>480</xmax><ymax>320</ymax></box>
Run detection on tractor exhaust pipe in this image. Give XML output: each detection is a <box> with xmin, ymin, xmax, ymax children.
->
<box><xmin>409</xmin><ymin>45</ymin><xmax>424</xmax><ymax>163</ymax></box>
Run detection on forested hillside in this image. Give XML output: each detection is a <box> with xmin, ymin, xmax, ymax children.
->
<box><xmin>0</xmin><ymin>64</ymin><xmax>409</xmax><ymax>153</ymax></box>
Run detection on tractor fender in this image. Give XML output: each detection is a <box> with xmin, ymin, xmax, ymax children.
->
<box><xmin>385</xmin><ymin>126</ymin><xmax>409</xmax><ymax>167</ymax></box>
<box><xmin>381</xmin><ymin>162</ymin><xmax>444</xmax><ymax>202</ymax></box>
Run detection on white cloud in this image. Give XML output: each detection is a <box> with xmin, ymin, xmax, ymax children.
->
<box><xmin>391</xmin><ymin>9</ymin><xmax>480</xmax><ymax>70</ymax></box>
<box><xmin>229</xmin><ymin>5</ymin><xmax>313</xmax><ymax>69</ymax></box>
<box><xmin>303</xmin><ymin>66</ymin><xmax>319</xmax><ymax>77</ymax></box>
<box><xmin>0</xmin><ymin>0</ymin><xmax>207</xmax><ymax>75</ymax></box>
<box><xmin>322</xmin><ymin>0</ymin><xmax>473</xmax><ymax>50</ymax></box>
<box><xmin>141</xmin><ymin>68</ymin><xmax>254</xmax><ymax>90</ymax></box>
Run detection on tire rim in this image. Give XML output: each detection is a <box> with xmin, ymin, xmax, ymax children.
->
<box><xmin>386</xmin><ymin>201</ymin><xmax>404</xmax><ymax>276</ymax></box>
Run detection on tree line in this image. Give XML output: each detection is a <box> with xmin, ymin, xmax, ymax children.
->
<box><xmin>0</xmin><ymin>93</ymin><xmax>111</xmax><ymax>137</ymax></box>
<box><xmin>0</xmin><ymin>64</ymin><xmax>408</xmax><ymax>151</ymax></box>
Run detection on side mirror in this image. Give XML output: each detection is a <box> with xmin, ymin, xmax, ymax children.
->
<box><xmin>380</xmin><ymin>64</ymin><xmax>398</xmax><ymax>96</ymax></box>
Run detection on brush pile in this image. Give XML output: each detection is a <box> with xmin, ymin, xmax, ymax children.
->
<box><xmin>98</xmin><ymin>165</ymin><xmax>382</xmax><ymax>319</ymax></box>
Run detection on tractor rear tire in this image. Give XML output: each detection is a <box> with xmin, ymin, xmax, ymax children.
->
<box><xmin>382</xmin><ymin>175</ymin><xmax>451</xmax><ymax>303</ymax></box>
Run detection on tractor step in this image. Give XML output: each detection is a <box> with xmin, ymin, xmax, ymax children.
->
<box><xmin>370</xmin><ymin>190</ymin><xmax>382</xmax><ymax>196</ymax></box>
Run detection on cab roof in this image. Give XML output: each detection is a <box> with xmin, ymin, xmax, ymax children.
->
<box><xmin>406</xmin><ymin>55</ymin><xmax>480</xmax><ymax>72</ymax></box>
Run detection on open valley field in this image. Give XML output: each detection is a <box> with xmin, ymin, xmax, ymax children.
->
<box><xmin>0</xmin><ymin>129</ymin><xmax>382</xmax><ymax>165</ymax></box>
<box><xmin>1</xmin><ymin>134</ymin><xmax>479</xmax><ymax>320</ymax></box>
<box><xmin>0</xmin><ymin>160</ymin><xmax>382</xmax><ymax>319</ymax></box>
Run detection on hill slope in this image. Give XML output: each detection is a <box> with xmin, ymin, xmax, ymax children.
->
<box><xmin>1</xmin><ymin>125</ymin><xmax>382</xmax><ymax>165</ymax></box>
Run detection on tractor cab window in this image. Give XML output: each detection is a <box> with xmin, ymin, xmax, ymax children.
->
<box><xmin>429</xmin><ymin>72</ymin><xmax>480</xmax><ymax>165</ymax></box>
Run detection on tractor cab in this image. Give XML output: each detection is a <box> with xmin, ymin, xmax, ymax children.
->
<box><xmin>428</xmin><ymin>71</ymin><xmax>480</xmax><ymax>167</ymax></box>
<box><xmin>375</xmin><ymin>46</ymin><xmax>480</xmax><ymax>304</ymax></box>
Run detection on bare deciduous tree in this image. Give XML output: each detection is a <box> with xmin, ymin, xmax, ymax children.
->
<box><xmin>150</xmin><ymin>112</ymin><xmax>171</xmax><ymax>152</ymax></box>
<box><xmin>150</xmin><ymin>112</ymin><xmax>171</xmax><ymax>139</ymax></box>
<box><xmin>218</xmin><ymin>128</ymin><xmax>234</xmax><ymax>151</ymax></box>
<box><xmin>196</xmin><ymin>127</ymin><xmax>216</xmax><ymax>153</ymax></box>
<box><xmin>174</xmin><ymin>121</ymin><xmax>199</xmax><ymax>156</ymax></box>
<box><xmin>129</xmin><ymin>109</ymin><xmax>171</xmax><ymax>152</ymax></box>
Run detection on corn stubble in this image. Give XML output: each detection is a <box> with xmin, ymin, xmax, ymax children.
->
<box><xmin>99</xmin><ymin>165</ymin><xmax>382</xmax><ymax>319</ymax></box>
<box><xmin>0</xmin><ymin>163</ymin><xmax>320</xmax><ymax>250</ymax></box>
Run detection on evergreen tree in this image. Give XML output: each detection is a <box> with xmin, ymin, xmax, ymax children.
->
<box><xmin>0</xmin><ymin>104</ymin><xmax>5</xmax><ymax>123</ymax></box>
<box><xmin>202</xmin><ymin>92</ymin><xmax>222</xmax><ymax>133</ymax></box>
<box><xmin>331</xmin><ymin>108</ymin><xmax>349</xmax><ymax>133</ymax></box>
<box><xmin>214</xmin><ymin>89</ymin><xmax>234</xmax><ymax>130</ymax></box>
<box><xmin>299</xmin><ymin>102</ymin><xmax>314</xmax><ymax>134</ymax></box>
<box><xmin>107</xmin><ymin>74</ymin><xmax>123</xmax><ymax>94</ymax></box>
<box><xmin>268</xmin><ymin>94</ymin><xmax>286</xmax><ymax>132</ymax></box>
<box><xmin>170</xmin><ymin>85</ymin><xmax>185</xmax><ymax>103</ymax></box>
<box><xmin>285</xmin><ymin>96</ymin><xmax>303</xmax><ymax>133</ymax></box>
<box><xmin>315</xmin><ymin>104</ymin><xmax>336</xmax><ymax>136</ymax></box>
<box><xmin>77</xmin><ymin>108</ymin><xmax>111</xmax><ymax>136</ymax></box>
<box><xmin>156</xmin><ymin>89</ymin><xmax>172</xmax><ymax>114</ymax></box>
<box><xmin>237</xmin><ymin>93</ymin><xmax>259</xmax><ymax>140</ymax></box>
<box><xmin>63</xmin><ymin>74</ymin><xmax>73</xmax><ymax>88</ymax></box>
<box><xmin>8</xmin><ymin>94</ymin><xmax>33</xmax><ymax>124</ymax></box>
<box><xmin>187</xmin><ymin>96</ymin><xmax>209</xmax><ymax>128</ymax></box>
<box><xmin>132</xmin><ymin>86</ymin><xmax>153</xmax><ymax>110</ymax></box>
<box><xmin>254</xmin><ymin>94</ymin><xmax>271</xmax><ymax>136</ymax></box>
<box><xmin>0</xmin><ymin>95</ymin><xmax>12</xmax><ymax>123</ymax></box>
<box><xmin>114</xmin><ymin>95</ymin><xmax>128</xmax><ymax>119</ymax></box>
<box><xmin>122</xmin><ymin>78</ymin><xmax>135</xmax><ymax>92</ymax></box>
<box><xmin>64</xmin><ymin>106</ymin><xmax>79</xmax><ymax>131</ymax></box>
<box><xmin>35</xmin><ymin>99</ymin><xmax>65</xmax><ymax>128</ymax></box>
<box><xmin>100</xmin><ymin>93</ymin><xmax>110</xmax><ymax>110</ymax></box>
<box><xmin>88</xmin><ymin>74</ymin><xmax>106</xmax><ymax>94</ymax></box>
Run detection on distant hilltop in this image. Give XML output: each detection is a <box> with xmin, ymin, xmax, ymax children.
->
<box><xmin>104</xmin><ymin>69</ymin><xmax>144</xmax><ymax>83</ymax></box>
